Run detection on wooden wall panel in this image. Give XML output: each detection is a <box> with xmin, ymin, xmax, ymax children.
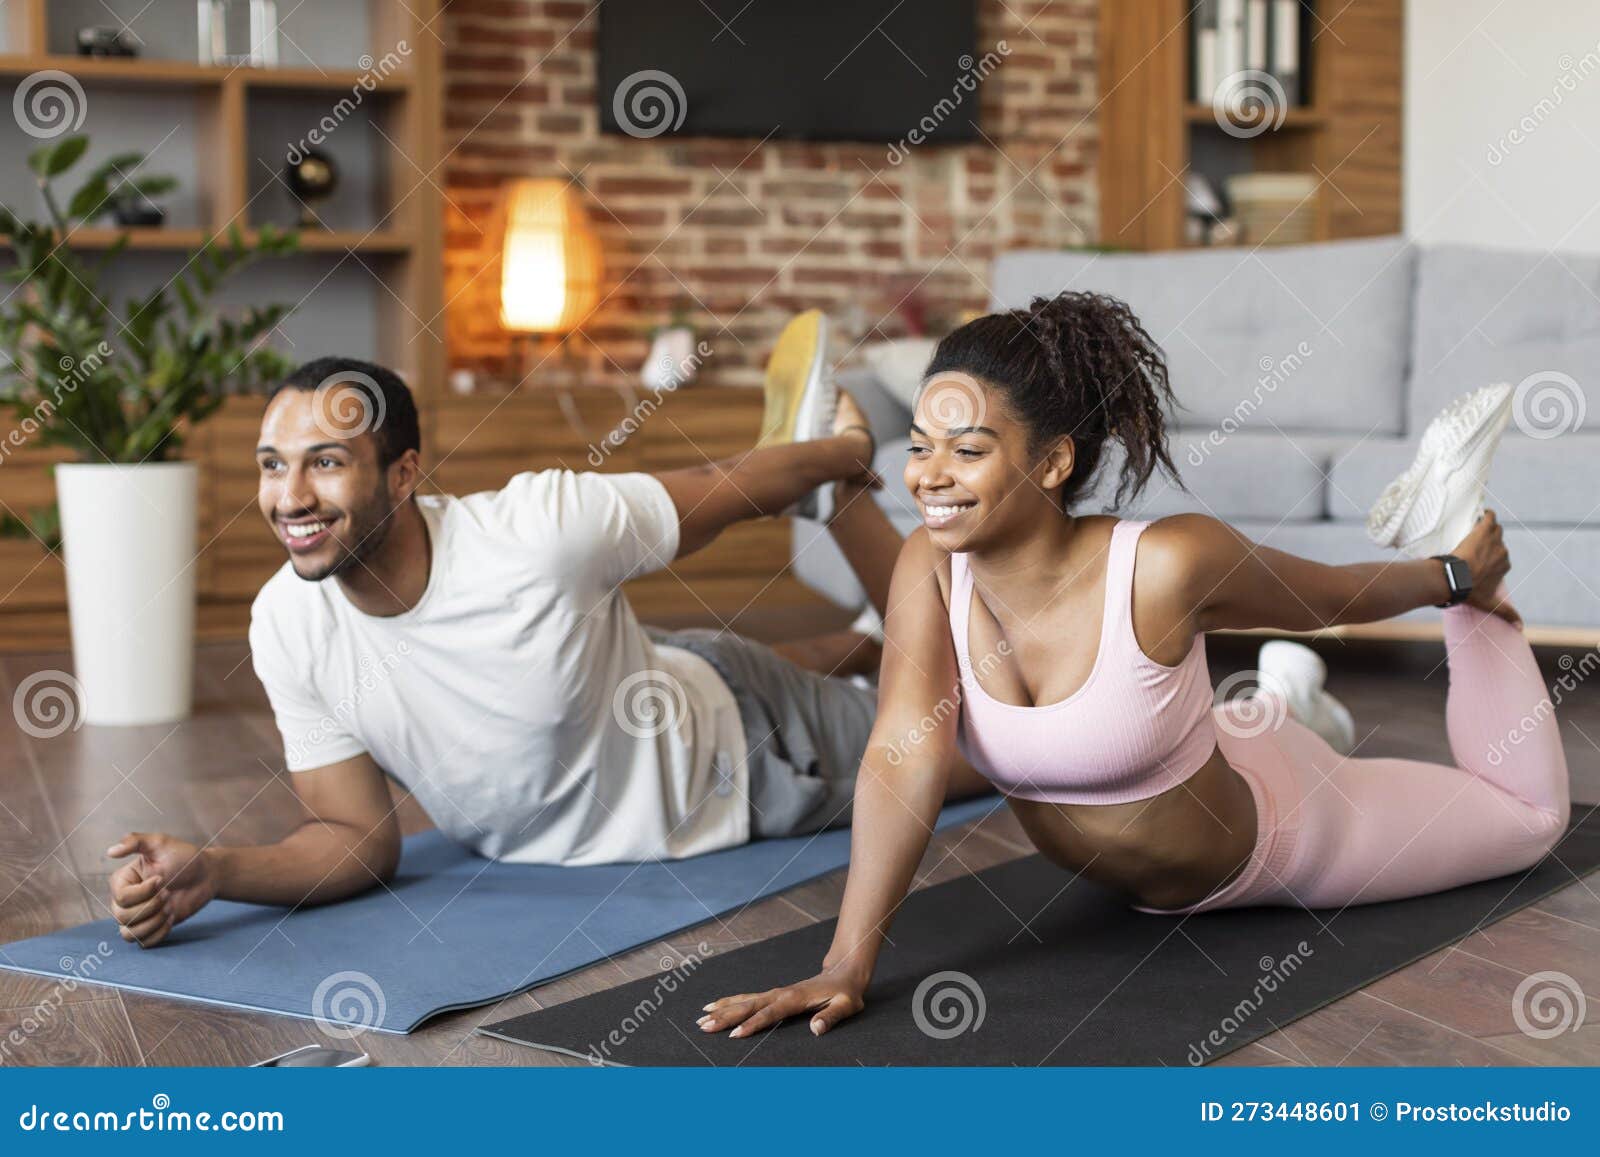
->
<box><xmin>1315</xmin><ymin>0</ymin><xmax>1405</xmax><ymax>239</ymax></box>
<box><xmin>1097</xmin><ymin>0</ymin><xmax>1188</xmax><ymax>250</ymax></box>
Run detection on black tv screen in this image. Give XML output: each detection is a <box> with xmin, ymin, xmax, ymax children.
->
<box><xmin>597</xmin><ymin>0</ymin><xmax>981</xmax><ymax>144</ymax></box>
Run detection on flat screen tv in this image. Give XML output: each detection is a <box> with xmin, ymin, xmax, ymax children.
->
<box><xmin>597</xmin><ymin>0</ymin><xmax>981</xmax><ymax>144</ymax></box>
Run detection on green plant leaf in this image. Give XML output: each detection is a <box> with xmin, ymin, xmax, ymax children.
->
<box><xmin>66</xmin><ymin>176</ymin><xmax>113</xmax><ymax>221</ymax></box>
<box><xmin>29</xmin><ymin>136</ymin><xmax>89</xmax><ymax>179</ymax></box>
<box><xmin>0</xmin><ymin>505</ymin><xmax>62</xmax><ymax>551</ymax></box>
<box><xmin>127</xmin><ymin>175</ymin><xmax>178</xmax><ymax>199</ymax></box>
<box><xmin>3</xmin><ymin>131</ymin><xmax>297</xmax><ymax>464</ymax></box>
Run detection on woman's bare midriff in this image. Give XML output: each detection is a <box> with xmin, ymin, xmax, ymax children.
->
<box><xmin>1005</xmin><ymin>746</ymin><xmax>1258</xmax><ymax>909</ymax></box>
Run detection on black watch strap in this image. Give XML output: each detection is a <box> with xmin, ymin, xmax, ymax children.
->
<box><xmin>1431</xmin><ymin>554</ymin><xmax>1472</xmax><ymax>608</ymax></box>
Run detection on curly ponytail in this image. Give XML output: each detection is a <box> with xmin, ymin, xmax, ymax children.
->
<box><xmin>924</xmin><ymin>291</ymin><xmax>1182</xmax><ymax>509</ymax></box>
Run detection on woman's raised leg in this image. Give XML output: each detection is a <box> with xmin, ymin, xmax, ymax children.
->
<box><xmin>1235</xmin><ymin>601</ymin><xmax>1571</xmax><ymax>911</ymax></box>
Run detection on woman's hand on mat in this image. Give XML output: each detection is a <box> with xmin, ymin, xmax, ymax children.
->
<box><xmin>106</xmin><ymin>832</ymin><xmax>218</xmax><ymax>948</ymax></box>
<box><xmin>1453</xmin><ymin>510</ymin><xmax>1522</xmax><ymax>628</ymax></box>
<box><xmin>697</xmin><ymin>970</ymin><xmax>867</xmax><ymax>1038</ymax></box>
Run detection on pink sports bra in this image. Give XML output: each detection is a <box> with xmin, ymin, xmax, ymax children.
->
<box><xmin>949</xmin><ymin>519</ymin><xmax>1217</xmax><ymax>805</ymax></box>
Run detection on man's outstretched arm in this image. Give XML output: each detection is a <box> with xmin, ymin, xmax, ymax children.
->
<box><xmin>106</xmin><ymin>752</ymin><xmax>402</xmax><ymax>947</ymax></box>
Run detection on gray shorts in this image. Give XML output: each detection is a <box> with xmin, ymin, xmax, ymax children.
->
<box><xmin>648</xmin><ymin>627</ymin><xmax>876</xmax><ymax>839</ymax></box>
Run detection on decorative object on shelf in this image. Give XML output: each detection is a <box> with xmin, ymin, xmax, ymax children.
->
<box><xmin>1183</xmin><ymin>172</ymin><xmax>1225</xmax><ymax>245</ymax></box>
<box><xmin>284</xmin><ymin>147</ymin><xmax>338</xmax><ymax>228</ymax></box>
<box><xmin>642</xmin><ymin>315</ymin><xmax>700</xmax><ymax>391</ymax></box>
<box><xmin>499</xmin><ymin>178</ymin><xmax>604</xmax><ymax>335</ymax></box>
<box><xmin>1225</xmin><ymin>171</ymin><xmax>1317</xmax><ymax>245</ymax></box>
<box><xmin>103</xmin><ymin>159</ymin><xmax>172</xmax><ymax>227</ymax></box>
<box><xmin>77</xmin><ymin>27</ymin><xmax>142</xmax><ymax>57</ymax></box>
<box><xmin>0</xmin><ymin>135</ymin><xmax>298</xmax><ymax>724</ymax></box>
<box><xmin>1192</xmin><ymin>0</ymin><xmax>1303</xmax><ymax>109</ymax></box>
<box><xmin>197</xmin><ymin>0</ymin><xmax>279</xmax><ymax>67</ymax></box>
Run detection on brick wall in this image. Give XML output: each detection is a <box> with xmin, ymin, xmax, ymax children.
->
<box><xmin>442</xmin><ymin>0</ymin><xmax>1099</xmax><ymax>390</ymax></box>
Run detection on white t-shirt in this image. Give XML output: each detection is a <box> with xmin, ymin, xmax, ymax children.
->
<box><xmin>248</xmin><ymin>470</ymin><xmax>750</xmax><ymax>865</ymax></box>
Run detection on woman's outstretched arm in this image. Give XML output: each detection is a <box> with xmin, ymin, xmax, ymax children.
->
<box><xmin>698</xmin><ymin>527</ymin><xmax>964</xmax><ymax>1039</ymax></box>
<box><xmin>1145</xmin><ymin>510</ymin><xmax>1518</xmax><ymax>635</ymax></box>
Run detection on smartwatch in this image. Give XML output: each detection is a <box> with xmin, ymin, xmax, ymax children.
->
<box><xmin>1431</xmin><ymin>554</ymin><xmax>1473</xmax><ymax>608</ymax></box>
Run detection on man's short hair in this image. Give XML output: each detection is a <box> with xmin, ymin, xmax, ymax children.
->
<box><xmin>269</xmin><ymin>357</ymin><xmax>421</xmax><ymax>468</ymax></box>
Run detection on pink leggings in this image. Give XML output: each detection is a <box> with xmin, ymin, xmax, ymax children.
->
<box><xmin>1135</xmin><ymin>604</ymin><xmax>1572</xmax><ymax>914</ymax></box>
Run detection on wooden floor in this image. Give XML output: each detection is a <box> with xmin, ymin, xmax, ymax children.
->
<box><xmin>1</xmin><ymin>619</ymin><xmax>1598</xmax><ymax>1068</ymax></box>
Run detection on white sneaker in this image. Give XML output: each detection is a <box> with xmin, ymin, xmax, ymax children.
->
<box><xmin>756</xmin><ymin>309</ymin><xmax>838</xmax><ymax>521</ymax></box>
<box><xmin>1256</xmin><ymin>640</ymin><xmax>1356</xmax><ymax>754</ymax></box>
<box><xmin>1366</xmin><ymin>382</ymin><xmax>1513</xmax><ymax>559</ymax></box>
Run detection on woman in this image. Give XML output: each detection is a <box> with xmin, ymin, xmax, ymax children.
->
<box><xmin>698</xmin><ymin>291</ymin><xmax>1571</xmax><ymax>1041</ymax></box>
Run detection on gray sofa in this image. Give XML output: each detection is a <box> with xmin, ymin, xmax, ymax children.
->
<box><xmin>793</xmin><ymin>236</ymin><xmax>1599</xmax><ymax>631</ymax></box>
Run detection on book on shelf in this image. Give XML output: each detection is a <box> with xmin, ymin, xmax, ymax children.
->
<box><xmin>1192</xmin><ymin>0</ymin><xmax>1306</xmax><ymax>108</ymax></box>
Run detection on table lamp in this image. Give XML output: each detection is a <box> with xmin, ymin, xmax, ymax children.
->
<box><xmin>499</xmin><ymin>178</ymin><xmax>603</xmax><ymax>338</ymax></box>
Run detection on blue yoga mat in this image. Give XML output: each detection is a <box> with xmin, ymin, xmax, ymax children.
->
<box><xmin>0</xmin><ymin>798</ymin><xmax>996</xmax><ymax>1034</ymax></box>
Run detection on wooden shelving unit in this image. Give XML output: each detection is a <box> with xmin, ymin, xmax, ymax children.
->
<box><xmin>1181</xmin><ymin>103</ymin><xmax>1327</xmax><ymax>129</ymax></box>
<box><xmin>60</xmin><ymin>227</ymin><xmax>417</xmax><ymax>253</ymax></box>
<box><xmin>0</xmin><ymin>54</ymin><xmax>410</xmax><ymax>93</ymax></box>
<box><xmin>1098</xmin><ymin>0</ymin><xmax>1403</xmax><ymax>251</ymax></box>
<box><xmin>0</xmin><ymin>0</ymin><xmax>446</xmax><ymax>647</ymax></box>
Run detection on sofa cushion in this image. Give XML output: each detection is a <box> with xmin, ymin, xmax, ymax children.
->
<box><xmin>1408</xmin><ymin>245</ymin><xmax>1600</xmax><ymax>437</ymax></box>
<box><xmin>1328</xmin><ymin>434</ymin><xmax>1600</xmax><ymax>527</ymax></box>
<box><xmin>989</xmin><ymin>236</ymin><xmax>1416</xmax><ymax>435</ymax></box>
<box><xmin>1086</xmin><ymin>431</ymin><xmax>1353</xmax><ymax>523</ymax></box>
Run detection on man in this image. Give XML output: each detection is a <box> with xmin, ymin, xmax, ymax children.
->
<box><xmin>106</xmin><ymin>313</ymin><xmax>982</xmax><ymax>947</ymax></box>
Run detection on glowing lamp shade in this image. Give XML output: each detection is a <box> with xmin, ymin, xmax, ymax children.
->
<box><xmin>498</xmin><ymin>179</ymin><xmax>603</xmax><ymax>333</ymax></box>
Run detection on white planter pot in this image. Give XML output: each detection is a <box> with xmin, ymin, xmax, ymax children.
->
<box><xmin>54</xmin><ymin>462</ymin><xmax>198</xmax><ymax>725</ymax></box>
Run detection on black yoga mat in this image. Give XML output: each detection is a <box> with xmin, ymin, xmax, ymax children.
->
<box><xmin>480</xmin><ymin>808</ymin><xmax>1600</xmax><ymax>1065</ymax></box>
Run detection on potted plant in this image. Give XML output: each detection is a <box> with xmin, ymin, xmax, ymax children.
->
<box><xmin>0</xmin><ymin>135</ymin><xmax>296</xmax><ymax>725</ymax></box>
